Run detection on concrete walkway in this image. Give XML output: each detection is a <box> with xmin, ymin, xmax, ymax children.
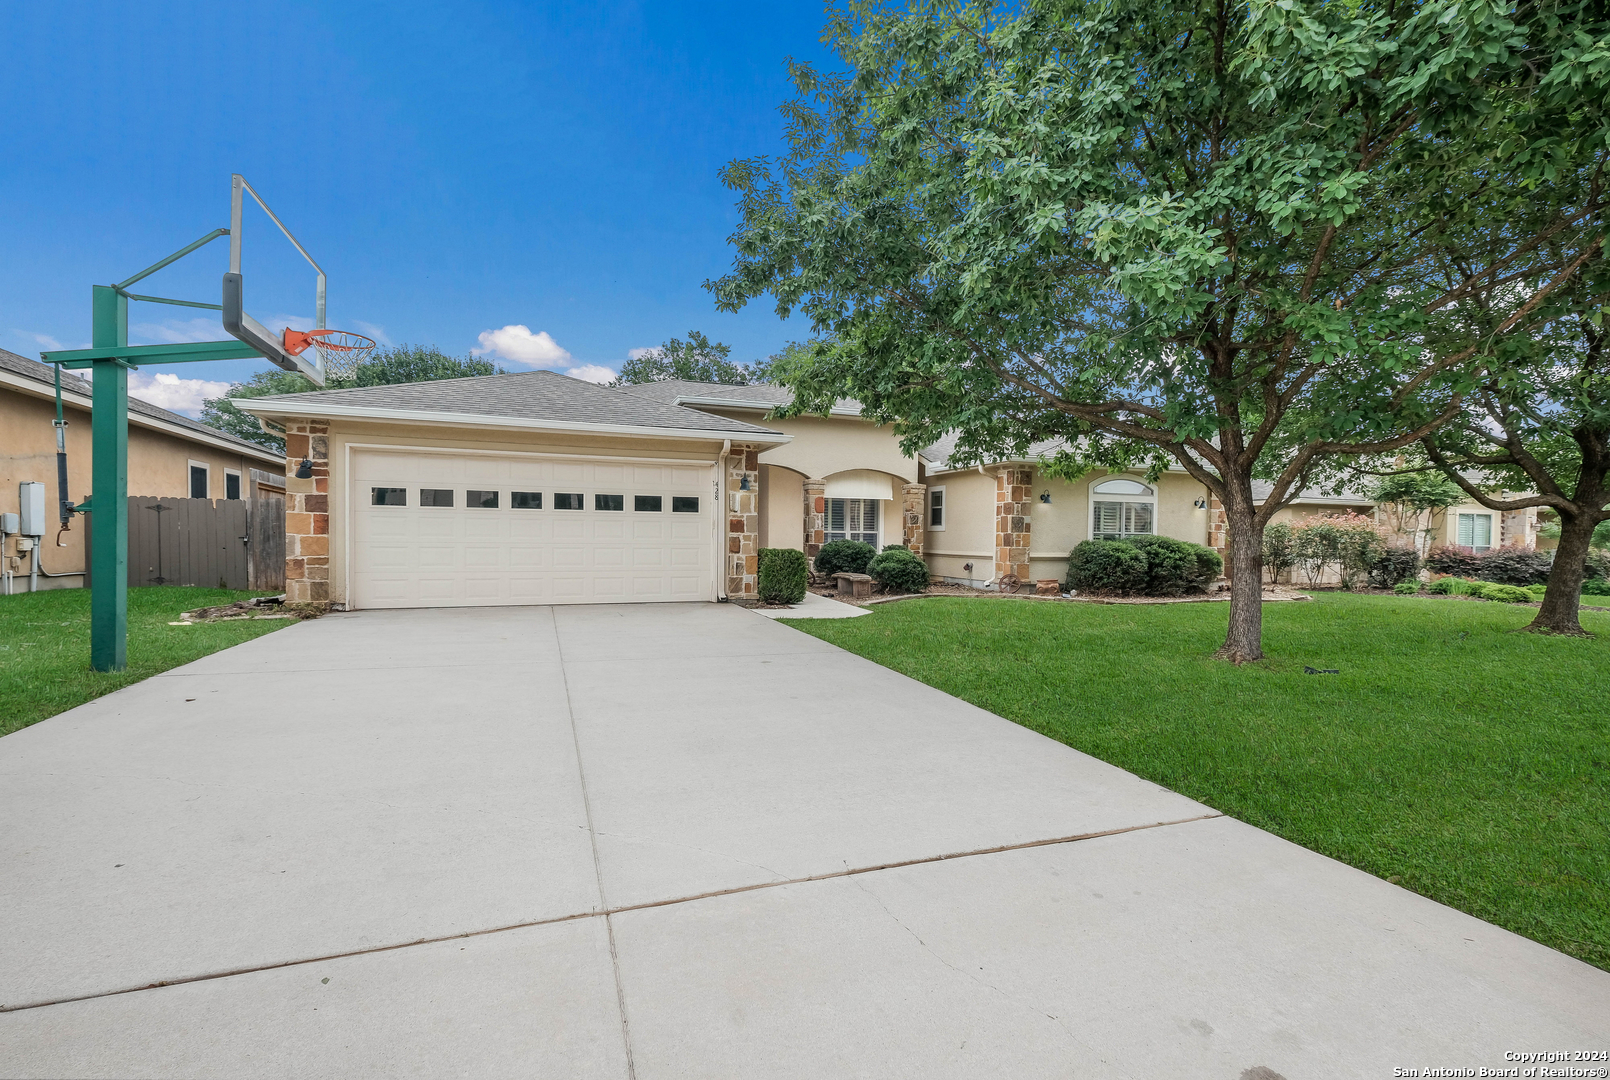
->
<box><xmin>0</xmin><ymin>604</ymin><xmax>1604</xmax><ymax>1078</ymax></box>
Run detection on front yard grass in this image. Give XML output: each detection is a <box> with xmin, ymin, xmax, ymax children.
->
<box><xmin>1</xmin><ymin>586</ymin><xmax>290</xmax><ymax>738</ymax></box>
<box><xmin>783</xmin><ymin>593</ymin><xmax>1610</xmax><ymax>971</ymax></box>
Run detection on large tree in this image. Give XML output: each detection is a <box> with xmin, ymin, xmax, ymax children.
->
<box><xmin>1420</xmin><ymin>254</ymin><xmax>1610</xmax><ymax>635</ymax></box>
<box><xmin>613</xmin><ymin>331</ymin><xmax>761</xmax><ymax>386</ymax></box>
<box><xmin>709</xmin><ymin>0</ymin><xmax>1607</xmax><ymax>660</ymax></box>
<box><xmin>201</xmin><ymin>344</ymin><xmax>501</xmax><ymax>452</ymax></box>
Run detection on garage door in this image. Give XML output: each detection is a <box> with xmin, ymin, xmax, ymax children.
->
<box><xmin>350</xmin><ymin>449</ymin><xmax>715</xmax><ymax>608</ymax></box>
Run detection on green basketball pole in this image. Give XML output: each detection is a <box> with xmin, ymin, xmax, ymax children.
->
<box><xmin>89</xmin><ymin>285</ymin><xmax>130</xmax><ymax>671</ymax></box>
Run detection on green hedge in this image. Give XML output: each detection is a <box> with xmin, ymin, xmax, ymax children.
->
<box><xmin>868</xmin><ymin>547</ymin><xmax>930</xmax><ymax>593</ymax></box>
<box><xmin>814</xmin><ymin>539</ymin><xmax>877</xmax><ymax>577</ymax></box>
<box><xmin>757</xmin><ymin>548</ymin><xmax>808</xmax><ymax>605</ymax></box>
<box><xmin>1068</xmin><ymin>536</ymin><xmax>1221</xmax><ymax>596</ymax></box>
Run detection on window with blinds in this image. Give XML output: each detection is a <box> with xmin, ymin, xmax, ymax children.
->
<box><xmin>1457</xmin><ymin>512</ymin><xmax>1493</xmax><ymax>551</ymax></box>
<box><xmin>826</xmin><ymin>498</ymin><xmax>879</xmax><ymax>544</ymax></box>
<box><xmin>1091</xmin><ymin>500</ymin><xmax>1154</xmax><ymax>540</ymax></box>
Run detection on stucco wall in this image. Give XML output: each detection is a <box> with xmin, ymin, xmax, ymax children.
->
<box><xmin>318</xmin><ymin>420</ymin><xmax>734</xmax><ymax>608</ymax></box>
<box><xmin>759</xmin><ymin>465</ymin><xmax>804</xmax><ymax>551</ymax></box>
<box><xmin>921</xmin><ymin>469</ymin><xmax>998</xmax><ymax>585</ymax></box>
<box><xmin>694</xmin><ymin>407</ymin><xmax>919</xmax><ymax>484</ymax></box>
<box><xmin>1</xmin><ymin>385</ymin><xmax>277</xmax><ymax>590</ymax></box>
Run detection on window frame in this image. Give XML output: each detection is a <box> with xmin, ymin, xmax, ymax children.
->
<box><xmin>511</xmin><ymin>491</ymin><xmax>543</xmax><ymax>510</ymax></box>
<box><xmin>1457</xmin><ymin>511</ymin><xmax>1493</xmax><ymax>552</ymax></box>
<box><xmin>825</xmin><ymin>497</ymin><xmax>880</xmax><ymax>545</ymax></box>
<box><xmin>927</xmin><ymin>485</ymin><xmax>946</xmax><ymax>531</ymax></box>
<box><xmin>188</xmin><ymin>460</ymin><xmax>210</xmax><ymax>500</ymax></box>
<box><xmin>595</xmin><ymin>493</ymin><xmax>625</xmax><ymax>512</ymax></box>
<box><xmin>370</xmin><ymin>486</ymin><xmax>407</xmax><ymax>506</ymax></box>
<box><xmin>554</xmin><ymin>492</ymin><xmax>585</xmax><ymax>511</ymax></box>
<box><xmin>419</xmin><ymin>488</ymin><xmax>456</xmax><ymax>508</ymax></box>
<box><xmin>634</xmin><ymin>495</ymin><xmax>663</xmax><ymax>513</ymax></box>
<box><xmin>224</xmin><ymin>468</ymin><xmax>242</xmax><ymax>500</ymax></box>
<box><xmin>1088</xmin><ymin>476</ymin><xmax>1157</xmax><ymax>541</ymax></box>
<box><xmin>466</xmin><ymin>489</ymin><xmax>500</xmax><ymax>509</ymax></box>
<box><xmin>671</xmin><ymin>495</ymin><xmax>700</xmax><ymax>513</ymax></box>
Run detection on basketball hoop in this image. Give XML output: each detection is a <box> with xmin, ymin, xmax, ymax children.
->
<box><xmin>283</xmin><ymin>328</ymin><xmax>377</xmax><ymax>381</ymax></box>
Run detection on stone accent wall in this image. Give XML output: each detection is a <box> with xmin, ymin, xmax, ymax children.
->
<box><xmin>283</xmin><ymin>418</ymin><xmax>330</xmax><ymax>605</ymax></box>
<box><xmin>902</xmin><ymin>483</ymin><xmax>926</xmax><ymax>555</ymax></box>
<box><xmin>994</xmin><ymin>467</ymin><xmax>1033</xmax><ymax>587</ymax></box>
<box><xmin>1208</xmin><ymin>493</ymin><xmax>1228</xmax><ymax>556</ymax></box>
<box><xmin>803</xmin><ymin>478</ymin><xmax>826</xmax><ymax>561</ymax></box>
<box><xmin>726</xmin><ymin>446</ymin><xmax>760</xmax><ymax>601</ymax></box>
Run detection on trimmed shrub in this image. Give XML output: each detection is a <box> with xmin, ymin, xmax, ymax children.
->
<box><xmin>1393</xmin><ymin>581</ymin><xmax>1421</xmax><ymax>595</ymax></box>
<box><xmin>757</xmin><ymin>548</ymin><xmax>808</xmax><ymax>605</ymax></box>
<box><xmin>1472</xmin><ymin>547</ymin><xmax>1554</xmax><ymax>586</ymax></box>
<box><xmin>1426</xmin><ymin>576</ymin><xmax>1458</xmax><ymax>594</ymax></box>
<box><xmin>1582</xmin><ymin>577</ymin><xmax>1610</xmax><ymax>597</ymax></box>
<box><xmin>1425</xmin><ymin>546</ymin><xmax>1484</xmax><ymax>578</ymax></box>
<box><xmin>868</xmin><ymin>547</ymin><xmax>930</xmax><ymax>593</ymax></box>
<box><xmin>1524</xmin><ymin>583</ymin><xmax>1548</xmax><ymax>600</ymax></box>
<box><xmin>1368</xmin><ymin>546</ymin><xmax>1422</xmax><ymax>588</ymax></box>
<box><xmin>1261</xmin><ymin>522</ymin><xmax>1297</xmax><ymax>583</ymax></box>
<box><xmin>881</xmin><ymin>543</ymin><xmax>906</xmax><ymax>552</ymax></box>
<box><xmin>1471</xmin><ymin>582</ymin><xmax>1531</xmax><ymax>603</ymax></box>
<box><xmin>1125</xmin><ymin>534</ymin><xmax>1222</xmax><ymax>595</ymax></box>
<box><xmin>813</xmin><ymin>539</ymin><xmax>876</xmax><ymax>577</ymax></box>
<box><xmin>1068</xmin><ymin>540</ymin><xmax>1149</xmax><ymax>595</ymax></box>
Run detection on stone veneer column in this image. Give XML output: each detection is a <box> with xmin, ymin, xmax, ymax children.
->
<box><xmin>803</xmin><ymin>478</ymin><xmax>826</xmax><ymax>561</ymax></box>
<box><xmin>902</xmin><ymin>483</ymin><xmax>926</xmax><ymax>555</ymax></box>
<box><xmin>994</xmin><ymin>467</ymin><xmax>1032</xmax><ymax>588</ymax></box>
<box><xmin>726</xmin><ymin>446</ymin><xmax>760</xmax><ymax>601</ymax></box>
<box><xmin>1207</xmin><ymin>493</ymin><xmax>1229</xmax><ymax>570</ymax></box>
<box><xmin>283</xmin><ymin>418</ymin><xmax>330</xmax><ymax>606</ymax></box>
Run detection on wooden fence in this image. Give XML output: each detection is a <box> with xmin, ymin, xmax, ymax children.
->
<box><xmin>86</xmin><ymin>496</ymin><xmax>285</xmax><ymax>591</ymax></box>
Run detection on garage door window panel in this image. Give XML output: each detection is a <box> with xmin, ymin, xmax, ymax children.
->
<box><xmin>371</xmin><ymin>487</ymin><xmax>407</xmax><ymax>506</ymax></box>
<box><xmin>512</xmin><ymin>491</ymin><xmax>543</xmax><ymax>509</ymax></box>
<box><xmin>421</xmin><ymin>488</ymin><xmax>455</xmax><ymax>507</ymax></box>
<box><xmin>635</xmin><ymin>495</ymin><xmax>662</xmax><ymax>512</ymax></box>
<box><xmin>468</xmin><ymin>490</ymin><xmax>500</xmax><ymax>508</ymax></box>
<box><xmin>555</xmin><ymin>493</ymin><xmax>584</xmax><ymax>510</ymax></box>
<box><xmin>596</xmin><ymin>494</ymin><xmax>625</xmax><ymax>511</ymax></box>
<box><xmin>672</xmin><ymin>496</ymin><xmax>699</xmax><ymax>513</ymax></box>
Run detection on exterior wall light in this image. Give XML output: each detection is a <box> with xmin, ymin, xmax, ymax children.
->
<box><xmin>295</xmin><ymin>459</ymin><xmax>314</xmax><ymax>479</ymax></box>
<box><xmin>1039</xmin><ymin>490</ymin><xmax>1051</xmax><ymax>503</ymax></box>
<box><xmin>1193</xmin><ymin>498</ymin><xmax>1208</xmax><ymax>509</ymax></box>
<box><xmin>739</xmin><ymin>475</ymin><xmax>751</xmax><ymax>491</ymax></box>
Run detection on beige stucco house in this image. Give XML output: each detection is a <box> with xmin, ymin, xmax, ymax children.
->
<box><xmin>236</xmin><ymin>373</ymin><xmax>1541</xmax><ymax>609</ymax></box>
<box><xmin>0</xmin><ymin>348</ymin><xmax>286</xmax><ymax>590</ymax></box>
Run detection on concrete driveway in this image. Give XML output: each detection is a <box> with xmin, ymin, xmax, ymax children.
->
<box><xmin>1</xmin><ymin>604</ymin><xmax>1604</xmax><ymax>1078</ymax></box>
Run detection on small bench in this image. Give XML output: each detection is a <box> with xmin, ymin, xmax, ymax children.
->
<box><xmin>834</xmin><ymin>572</ymin><xmax>874</xmax><ymax>599</ymax></box>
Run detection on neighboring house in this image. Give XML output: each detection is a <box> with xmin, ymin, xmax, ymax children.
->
<box><xmin>235</xmin><ymin>372</ymin><xmax>1540</xmax><ymax>610</ymax></box>
<box><xmin>0</xmin><ymin>347</ymin><xmax>286</xmax><ymax>591</ymax></box>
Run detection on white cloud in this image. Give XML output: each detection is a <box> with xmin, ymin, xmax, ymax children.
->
<box><xmin>129</xmin><ymin>317</ymin><xmax>222</xmax><ymax>345</ymax></box>
<box><xmin>563</xmin><ymin>364</ymin><xmax>617</xmax><ymax>384</ymax></box>
<box><xmin>350</xmin><ymin>321</ymin><xmax>392</xmax><ymax>347</ymax></box>
<box><xmin>128</xmin><ymin>372</ymin><xmax>233</xmax><ymax>417</ymax></box>
<box><xmin>474</xmin><ymin>324</ymin><xmax>572</xmax><ymax>366</ymax></box>
<box><xmin>626</xmin><ymin>346</ymin><xmax>658</xmax><ymax>361</ymax></box>
<box><xmin>22</xmin><ymin>331</ymin><xmax>66</xmax><ymax>352</ymax></box>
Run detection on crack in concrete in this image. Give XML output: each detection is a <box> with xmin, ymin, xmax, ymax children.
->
<box><xmin>0</xmin><ymin>812</ymin><xmax>1222</xmax><ymax>1015</ymax></box>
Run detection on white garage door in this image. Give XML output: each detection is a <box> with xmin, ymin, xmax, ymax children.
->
<box><xmin>350</xmin><ymin>449</ymin><xmax>715</xmax><ymax>608</ymax></box>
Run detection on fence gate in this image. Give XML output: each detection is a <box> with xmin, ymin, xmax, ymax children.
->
<box><xmin>86</xmin><ymin>496</ymin><xmax>285</xmax><ymax>591</ymax></box>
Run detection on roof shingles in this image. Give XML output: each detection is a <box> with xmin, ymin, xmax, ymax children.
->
<box><xmin>243</xmin><ymin>369</ymin><xmax>783</xmax><ymax>436</ymax></box>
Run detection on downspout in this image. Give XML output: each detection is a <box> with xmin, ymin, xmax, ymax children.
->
<box><xmin>717</xmin><ymin>439</ymin><xmax>731</xmax><ymax>601</ymax></box>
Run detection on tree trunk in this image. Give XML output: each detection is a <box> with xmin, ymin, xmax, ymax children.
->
<box><xmin>1526</xmin><ymin>510</ymin><xmax>1596</xmax><ymax>636</ymax></box>
<box><xmin>1214</xmin><ymin>488</ymin><xmax>1266</xmax><ymax>663</ymax></box>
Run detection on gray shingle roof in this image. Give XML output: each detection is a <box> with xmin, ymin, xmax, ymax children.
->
<box><xmin>0</xmin><ymin>346</ymin><xmax>281</xmax><ymax>460</ymax></box>
<box><xmin>614</xmin><ymin>379</ymin><xmax>861</xmax><ymax>414</ymax></box>
<box><xmin>241</xmin><ymin>369</ymin><xmax>784</xmax><ymax>436</ymax></box>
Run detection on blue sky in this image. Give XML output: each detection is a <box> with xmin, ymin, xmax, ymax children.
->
<box><xmin>0</xmin><ymin>1</ymin><xmax>832</xmax><ymax>414</ymax></box>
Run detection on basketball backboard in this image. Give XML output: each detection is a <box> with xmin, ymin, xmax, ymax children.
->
<box><xmin>220</xmin><ymin>173</ymin><xmax>327</xmax><ymax>386</ymax></box>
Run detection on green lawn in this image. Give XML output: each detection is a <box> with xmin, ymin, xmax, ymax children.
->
<box><xmin>1</xmin><ymin>586</ymin><xmax>292</xmax><ymax>737</ymax></box>
<box><xmin>783</xmin><ymin>593</ymin><xmax>1610</xmax><ymax>971</ymax></box>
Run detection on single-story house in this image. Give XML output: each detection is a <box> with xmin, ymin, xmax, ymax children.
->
<box><xmin>0</xmin><ymin>347</ymin><xmax>286</xmax><ymax>590</ymax></box>
<box><xmin>237</xmin><ymin>373</ymin><xmax>1539</xmax><ymax>609</ymax></box>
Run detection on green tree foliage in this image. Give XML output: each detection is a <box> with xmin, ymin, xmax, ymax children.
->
<box><xmin>613</xmin><ymin>331</ymin><xmax>761</xmax><ymax>386</ymax></box>
<box><xmin>200</xmin><ymin>344</ymin><xmax>502</xmax><ymax>453</ymax></box>
<box><xmin>708</xmin><ymin>0</ymin><xmax>1607</xmax><ymax>660</ymax></box>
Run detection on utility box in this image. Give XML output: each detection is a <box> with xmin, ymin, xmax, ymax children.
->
<box><xmin>0</xmin><ymin>512</ymin><xmax>17</xmax><ymax>535</ymax></box>
<box><xmin>18</xmin><ymin>482</ymin><xmax>47</xmax><ymax>536</ymax></box>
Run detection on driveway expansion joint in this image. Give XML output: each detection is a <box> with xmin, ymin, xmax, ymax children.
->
<box><xmin>0</xmin><ymin>811</ymin><xmax>1225</xmax><ymax>1015</ymax></box>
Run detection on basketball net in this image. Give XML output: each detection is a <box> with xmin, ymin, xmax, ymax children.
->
<box><xmin>283</xmin><ymin>328</ymin><xmax>378</xmax><ymax>381</ymax></box>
